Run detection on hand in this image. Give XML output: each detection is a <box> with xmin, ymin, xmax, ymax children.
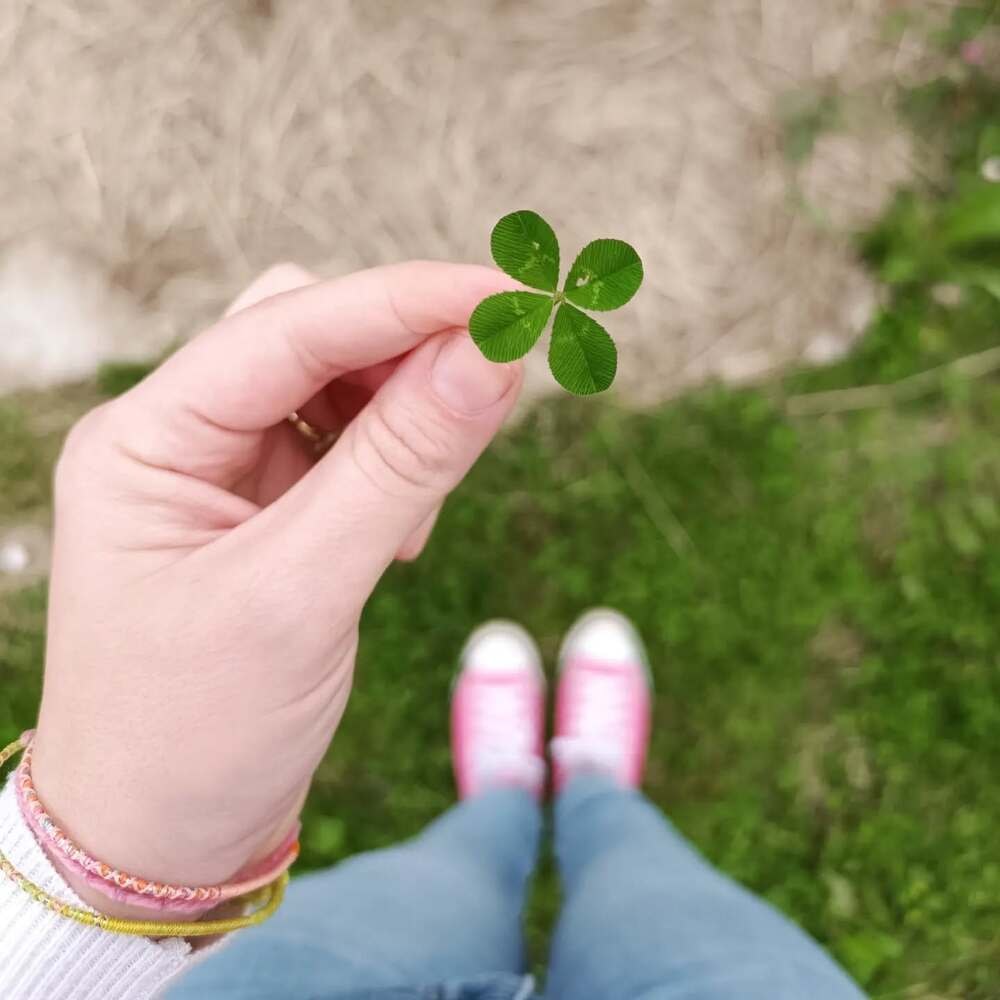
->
<box><xmin>30</xmin><ymin>261</ymin><xmax>522</xmax><ymax>917</ymax></box>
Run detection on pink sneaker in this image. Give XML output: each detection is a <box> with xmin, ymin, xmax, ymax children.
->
<box><xmin>451</xmin><ymin>621</ymin><xmax>547</xmax><ymax>800</ymax></box>
<box><xmin>551</xmin><ymin>608</ymin><xmax>652</xmax><ymax>793</ymax></box>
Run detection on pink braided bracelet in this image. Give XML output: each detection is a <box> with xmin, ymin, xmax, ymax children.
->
<box><xmin>14</xmin><ymin>731</ymin><xmax>299</xmax><ymax>914</ymax></box>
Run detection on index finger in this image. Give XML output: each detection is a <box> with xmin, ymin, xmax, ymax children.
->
<box><xmin>133</xmin><ymin>261</ymin><xmax>516</xmax><ymax>433</ymax></box>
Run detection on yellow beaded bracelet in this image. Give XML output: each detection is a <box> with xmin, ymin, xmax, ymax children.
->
<box><xmin>0</xmin><ymin>735</ymin><xmax>288</xmax><ymax>938</ymax></box>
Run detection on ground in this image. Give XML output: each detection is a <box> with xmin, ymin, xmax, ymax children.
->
<box><xmin>2</xmin><ymin>2</ymin><xmax>1000</xmax><ymax>997</ymax></box>
<box><xmin>4</xmin><ymin>283</ymin><xmax>1000</xmax><ymax>997</ymax></box>
<box><xmin>0</xmin><ymin>0</ymin><xmax>936</xmax><ymax>399</ymax></box>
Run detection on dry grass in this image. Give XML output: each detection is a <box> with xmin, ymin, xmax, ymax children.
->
<box><xmin>0</xmin><ymin>0</ymin><xmax>943</xmax><ymax>401</ymax></box>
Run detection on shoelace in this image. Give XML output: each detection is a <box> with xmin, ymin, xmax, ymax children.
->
<box><xmin>468</xmin><ymin>677</ymin><xmax>543</xmax><ymax>789</ymax></box>
<box><xmin>551</xmin><ymin>665</ymin><xmax>632</xmax><ymax>776</ymax></box>
<box><xmin>573</xmin><ymin>668</ymin><xmax>630</xmax><ymax>742</ymax></box>
<box><xmin>470</xmin><ymin>677</ymin><xmax>535</xmax><ymax>752</ymax></box>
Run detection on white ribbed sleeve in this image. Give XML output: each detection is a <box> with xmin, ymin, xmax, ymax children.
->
<box><xmin>0</xmin><ymin>775</ymin><xmax>197</xmax><ymax>999</ymax></box>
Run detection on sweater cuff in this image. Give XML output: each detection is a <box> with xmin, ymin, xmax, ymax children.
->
<box><xmin>0</xmin><ymin>773</ymin><xmax>195</xmax><ymax>999</ymax></box>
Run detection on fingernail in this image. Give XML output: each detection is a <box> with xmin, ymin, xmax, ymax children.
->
<box><xmin>431</xmin><ymin>335</ymin><xmax>515</xmax><ymax>415</ymax></box>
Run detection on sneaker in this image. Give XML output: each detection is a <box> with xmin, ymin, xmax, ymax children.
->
<box><xmin>551</xmin><ymin>608</ymin><xmax>652</xmax><ymax>793</ymax></box>
<box><xmin>451</xmin><ymin>621</ymin><xmax>547</xmax><ymax>799</ymax></box>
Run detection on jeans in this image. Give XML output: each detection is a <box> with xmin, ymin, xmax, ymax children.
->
<box><xmin>169</xmin><ymin>775</ymin><xmax>864</xmax><ymax>1000</ymax></box>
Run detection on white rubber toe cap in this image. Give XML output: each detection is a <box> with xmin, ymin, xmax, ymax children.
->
<box><xmin>559</xmin><ymin>608</ymin><xmax>650</xmax><ymax>678</ymax></box>
<box><xmin>460</xmin><ymin>620</ymin><xmax>544</xmax><ymax>679</ymax></box>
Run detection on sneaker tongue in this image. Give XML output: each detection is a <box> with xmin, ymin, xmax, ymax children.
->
<box><xmin>471</xmin><ymin>751</ymin><xmax>546</xmax><ymax>795</ymax></box>
<box><xmin>550</xmin><ymin>736</ymin><xmax>625</xmax><ymax>782</ymax></box>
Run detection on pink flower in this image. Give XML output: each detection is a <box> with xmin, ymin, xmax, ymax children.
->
<box><xmin>961</xmin><ymin>39</ymin><xmax>985</xmax><ymax>65</ymax></box>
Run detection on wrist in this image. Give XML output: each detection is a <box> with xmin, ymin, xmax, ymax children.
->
<box><xmin>27</xmin><ymin>724</ymin><xmax>300</xmax><ymax>921</ymax></box>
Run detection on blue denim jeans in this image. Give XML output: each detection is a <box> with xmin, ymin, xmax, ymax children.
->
<box><xmin>169</xmin><ymin>775</ymin><xmax>864</xmax><ymax>999</ymax></box>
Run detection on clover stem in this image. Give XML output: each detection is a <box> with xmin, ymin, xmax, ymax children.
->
<box><xmin>552</xmin><ymin>290</ymin><xmax>565</xmax><ymax>305</ymax></box>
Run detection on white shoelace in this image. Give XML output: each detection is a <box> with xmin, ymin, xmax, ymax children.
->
<box><xmin>469</xmin><ymin>678</ymin><xmax>544</xmax><ymax>791</ymax></box>
<box><xmin>551</xmin><ymin>667</ymin><xmax>630</xmax><ymax>778</ymax></box>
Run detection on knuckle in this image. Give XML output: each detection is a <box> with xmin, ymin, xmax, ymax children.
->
<box><xmin>284</xmin><ymin>323</ymin><xmax>332</xmax><ymax>384</ymax></box>
<box><xmin>226</xmin><ymin>262</ymin><xmax>315</xmax><ymax>317</ymax></box>
<box><xmin>395</xmin><ymin>538</ymin><xmax>423</xmax><ymax>563</ymax></box>
<box><xmin>54</xmin><ymin>404</ymin><xmax>114</xmax><ymax>495</ymax></box>
<box><xmin>262</xmin><ymin>261</ymin><xmax>313</xmax><ymax>287</ymax></box>
<box><xmin>354</xmin><ymin>401</ymin><xmax>455</xmax><ymax>495</ymax></box>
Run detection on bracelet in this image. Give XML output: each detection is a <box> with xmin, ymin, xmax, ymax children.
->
<box><xmin>0</xmin><ymin>733</ymin><xmax>289</xmax><ymax>937</ymax></box>
<box><xmin>13</xmin><ymin>731</ymin><xmax>298</xmax><ymax>912</ymax></box>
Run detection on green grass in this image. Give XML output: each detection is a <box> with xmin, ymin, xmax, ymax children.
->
<box><xmin>2</xmin><ymin>8</ymin><xmax>1000</xmax><ymax>996</ymax></box>
<box><xmin>4</xmin><ymin>308</ymin><xmax>1000</xmax><ymax>995</ymax></box>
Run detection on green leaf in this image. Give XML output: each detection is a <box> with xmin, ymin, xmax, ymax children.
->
<box><xmin>469</xmin><ymin>291</ymin><xmax>553</xmax><ymax>362</ymax></box>
<box><xmin>978</xmin><ymin>123</ymin><xmax>1000</xmax><ymax>166</ymax></box>
<box><xmin>490</xmin><ymin>210</ymin><xmax>560</xmax><ymax>292</ymax></box>
<box><xmin>942</xmin><ymin>180</ymin><xmax>1000</xmax><ymax>245</ymax></box>
<box><xmin>548</xmin><ymin>303</ymin><xmax>617</xmax><ymax>395</ymax></box>
<box><xmin>564</xmin><ymin>238</ymin><xmax>643</xmax><ymax>311</ymax></box>
<box><xmin>943</xmin><ymin>4</ymin><xmax>991</xmax><ymax>47</ymax></box>
<box><xmin>835</xmin><ymin>932</ymin><xmax>902</xmax><ymax>986</ymax></box>
<box><xmin>953</xmin><ymin>264</ymin><xmax>1000</xmax><ymax>301</ymax></box>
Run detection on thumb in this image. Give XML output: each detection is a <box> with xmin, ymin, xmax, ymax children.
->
<box><xmin>258</xmin><ymin>332</ymin><xmax>521</xmax><ymax>597</ymax></box>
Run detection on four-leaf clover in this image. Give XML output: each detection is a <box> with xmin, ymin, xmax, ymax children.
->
<box><xmin>469</xmin><ymin>210</ymin><xmax>643</xmax><ymax>395</ymax></box>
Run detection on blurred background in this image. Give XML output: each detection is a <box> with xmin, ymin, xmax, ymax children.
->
<box><xmin>1</xmin><ymin>1</ymin><xmax>999</xmax><ymax>995</ymax></box>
